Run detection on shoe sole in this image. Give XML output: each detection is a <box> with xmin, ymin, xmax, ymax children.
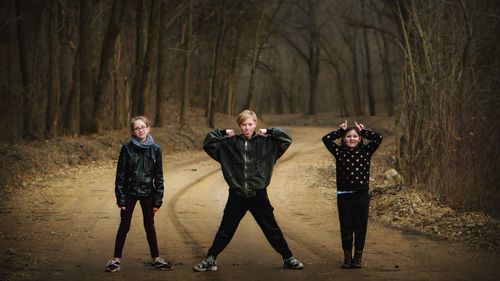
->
<box><xmin>283</xmin><ymin>265</ymin><xmax>304</xmax><ymax>270</ymax></box>
<box><xmin>105</xmin><ymin>267</ymin><xmax>120</xmax><ymax>272</ymax></box>
<box><xmin>192</xmin><ymin>266</ymin><xmax>217</xmax><ymax>272</ymax></box>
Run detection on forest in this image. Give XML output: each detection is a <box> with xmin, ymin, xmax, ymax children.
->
<box><xmin>0</xmin><ymin>0</ymin><xmax>499</xmax><ymax>217</ymax></box>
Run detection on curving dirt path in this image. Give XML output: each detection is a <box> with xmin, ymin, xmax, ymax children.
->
<box><xmin>0</xmin><ymin>127</ymin><xmax>498</xmax><ymax>281</ymax></box>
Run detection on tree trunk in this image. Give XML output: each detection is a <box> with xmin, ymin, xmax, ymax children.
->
<box><xmin>58</xmin><ymin>0</ymin><xmax>79</xmax><ymax>135</ymax></box>
<box><xmin>0</xmin><ymin>2</ymin><xmax>24</xmax><ymax>141</ymax></box>
<box><xmin>208</xmin><ymin>0</ymin><xmax>225</xmax><ymax>128</ymax></box>
<box><xmin>155</xmin><ymin>1</ymin><xmax>169</xmax><ymax>127</ymax></box>
<box><xmin>46</xmin><ymin>1</ymin><xmax>61</xmax><ymax>138</ymax></box>
<box><xmin>113</xmin><ymin>36</ymin><xmax>128</xmax><ymax>129</ymax></box>
<box><xmin>381</xmin><ymin>33</ymin><xmax>395</xmax><ymax>116</ymax></box>
<box><xmin>307</xmin><ymin>34</ymin><xmax>319</xmax><ymax>115</ymax></box>
<box><xmin>245</xmin><ymin>2</ymin><xmax>265</xmax><ymax>110</ymax></box>
<box><xmin>94</xmin><ymin>0</ymin><xmax>126</xmax><ymax>132</ymax></box>
<box><xmin>14</xmin><ymin>1</ymin><xmax>29</xmax><ymax>140</ymax></box>
<box><xmin>138</xmin><ymin>0</ymin><xmax>160</xmax><ymax>121</ymax></box>
<box><xmin>29</xmin><ymin>4</ymin><xmax>50</xmax><ymax>139</ymax></box>
<box><xmin>180</xmin><ymin>0</ymin><xmax>193</xmax><ymax>126</ymax></box>
<box><xmin>350</xmin><ymin>38</ymin><xmax>363</xmax><ymax>116</ymax></box>
<box><xmin>226</xmin><ymin>29</ymin><xmax>242</xmax><ymax>115</ymax></box>
<box><xmin>361</xmin><ymin>0</ymin><xmax>375</xmax><ymax>116</ymax></box>
<box><xmin>79</xmin><ymin>0</ymin><xmax>95</xmax><ymax>133</ymax></box>
<box><xmin>131</xmin><ymin>0</ymin><xmax>147</xmax><ymax>116</ymax></box>
<box><xmin>66</xmin><ymin>51</ymin><xmax>80</xmax><ymax>135</ymax></box>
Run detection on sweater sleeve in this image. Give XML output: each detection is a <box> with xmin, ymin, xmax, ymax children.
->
<box><xmin>203</xmin><ymin>129</ymin><xmax>227</xmax><ymax>162</ymax></box>
<box><xmin>114</xmin><ymin>145</ymin><xmax>128</xmax><ymax>207</ymax></box>
<box><xmin>360</xmin><ymin>129</ymin><xmax>383</xmax><ymax>154</ymax></box>
<box><xmin>322</xmin><ymin>129</ymin><xmax>345</xmax><ymax>157</ymax></box>
<box><xmin>267</xmin><ymin>127</ymin><xmax>292</xmax><ymax>159</ymax></box>
<box><xmin>152</xmin><ymin>145</ymin><xmax>164</xmax><ymax>208</ymax></box>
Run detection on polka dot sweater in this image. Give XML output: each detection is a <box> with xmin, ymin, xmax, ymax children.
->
<box><xmin>322</xmin><ymin>129</ymin><xmax>383</xmax><ymax>191</ymax></box>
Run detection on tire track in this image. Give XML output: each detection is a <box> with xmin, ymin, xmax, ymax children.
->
<box><xmin>272</xmin><ymin>141</ymin><xmax>337</xmax><ymax>259</ymax></box>
<box><xmin>167</xmin><ymin>167</ymin><xmax>220</xmax><ymax>256</ymax></box>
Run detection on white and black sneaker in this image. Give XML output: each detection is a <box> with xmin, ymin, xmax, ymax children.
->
<box><xmin>283</xmin><ymin>256</ymin><xmax>304</xmax><ymax>269</ymax></box>
<box><xmin>151</xmin><ymin>258</ymin><xmax>173</xmax><ymax>271</ymax></box>
<box><xmin>105</xmin><ymin>259</ymin><xmax>121</xmax><ymax>272</ymax></box>
<box><xmin>193</xmin><ymin>256</ymin><xmax>217</xmax><ymax>272</ymax></box>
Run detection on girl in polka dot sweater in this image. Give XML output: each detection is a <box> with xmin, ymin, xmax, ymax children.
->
<box><xmin>322</xmin><ymin>120</ymin><xmax>382</xmax><ymax>269</ymax></box>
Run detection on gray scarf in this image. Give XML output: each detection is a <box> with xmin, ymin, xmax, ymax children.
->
<box><xmin>130</xmin><ymin>134</ymin><xmax>154</xmax><ymax>149</ymax></box>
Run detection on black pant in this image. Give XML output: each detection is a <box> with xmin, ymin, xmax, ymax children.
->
<box><xmin>113</xmin><ymin>195</ymin><xmax>159</xmax><ymax>258</ymax></box>
<box><xmin>337</xmin><ymin>190</ymin><xmax>369</xmax><ymax>252</ymax></box>
<box><xmin>207</xmin><ymin>190</ymin><xmax>293</xmax><ymax>259</ymax></box>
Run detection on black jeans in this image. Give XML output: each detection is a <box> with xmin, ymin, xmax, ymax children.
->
<box><xmin>113</xmin><ymin>195</ymin><xmax>159</xmax><ymax>258</ymax></box>
<box><xmin>337</xmin><ymin>190</ymin><xmax>370</xmax><ymax>252</ymax></box>
<box><xmin>207</xmin><ymin>190</ymin><xmax>293</xmax><ymax>259</ymax></box>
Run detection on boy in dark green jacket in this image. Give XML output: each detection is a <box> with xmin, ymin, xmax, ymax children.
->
<box><xmin>193</xmin><ymin>110</ymin><xmax>303</xmax><ymax>272</ymax></box>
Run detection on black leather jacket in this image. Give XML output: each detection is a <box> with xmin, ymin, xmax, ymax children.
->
<box><xmin>203</xmin><ymin>128</ymin><xmax>291</xmax><ymax>197</ymax></box>
<box><xmin>115</xmin><ymin>141</ymin><xmax>164</xmax><ymax>207</ymax></box>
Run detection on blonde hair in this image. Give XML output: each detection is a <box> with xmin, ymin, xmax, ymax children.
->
<box><xmin>130</xmin><ymin>116</ymin><xmax>151</xmax><ymax>131</ymax></box>
<box><xmin>237</xmin><ymin>110</ymin><xmax>258</xmax><ymax>125</ymax></box>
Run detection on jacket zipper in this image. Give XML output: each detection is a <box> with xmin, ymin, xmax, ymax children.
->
<box><xmin>244</xmin><ymin>140</ymin><xmax>248</xmax><ymax>193</ymax></box>
<box><xmin>138</xmin><ymin>150</ymin><xmax>145</xmax><ymax>192</ymax></box>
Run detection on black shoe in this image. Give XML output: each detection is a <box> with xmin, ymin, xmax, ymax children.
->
<box><xmin>341</xmin><ymin>250</ymin><xmax>353</xmax><ymax>269</ymax></box>
<box><xmin>152</xmin><ymin>258</ymin><xmax>173</xmax><ymax>271</ymax></box>
<box><xmin>352</xmin><ymin>251</ymin><xmax>362</xmax><ymax>269</ymax></box>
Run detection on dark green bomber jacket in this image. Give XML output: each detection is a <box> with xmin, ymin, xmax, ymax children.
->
<box><xmin>203</xmin><ymin>128</ymin><xmax>292</xmax><ymax>197</ymax></box>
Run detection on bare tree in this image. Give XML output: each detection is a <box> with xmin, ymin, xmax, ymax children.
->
<box><xmin>94</xmin><ymin>0</ymin><xmax>126</xmax><ymax>132</ymax></box>
<box><xmin>279</xmin><ymin>0</ymin><xmax>321</xmax><ymax>115</ymax></box>
<box><xmin>180</xmin><ymin>0</ymin><xmax>193</xmax><ymax>126</ymax></box>
<box><xmin>79</xmin><ymin>0</ymin><xmax>96</xmax><ymax>133</ymax></box>
<box><xmin>390</xmin><ymin>0</ymin><xmax>500</xmax><ymax>216</ymax></box>
<box><xmin>361</xmin><ymin>0</ymin><xmax>375</xmax><ymax>115</ymax></box>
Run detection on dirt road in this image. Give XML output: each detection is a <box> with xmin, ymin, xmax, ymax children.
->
<box><xmin>0</xmin><ymin>127</ymin><xmax>498</xmax><ymax>281</ymax></box>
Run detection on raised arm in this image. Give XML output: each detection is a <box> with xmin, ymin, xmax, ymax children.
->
<box><xmin>322</xmin><ymin>129</ymin><xmax>345</xmax><ymax>156</ymax></box>
<box><xmin>203</xmin><ymin>128</ymin><xmax>228</xmax><ymax>162</ymax></box>
<box><xmin>359</xmin><ymin>129</ymin><xmax>383</xmax><ymax>154</ymax></box>
<box><xmin>265</xmin><ymin>127</ymin><xmax>292</xmax><ymax>159</ymax></box>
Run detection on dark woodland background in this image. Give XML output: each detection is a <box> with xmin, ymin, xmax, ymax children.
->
<box><xmin>0</xmin><ymin>0</ymin><xmax>499</xmax><ymax>217</ymax></box>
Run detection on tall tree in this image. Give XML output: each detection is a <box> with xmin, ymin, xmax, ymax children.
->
<box><xmin>245</xmin><ymin>1</ymin><xmax>266</xmax><ymax>110</ymax></box>
<box><xmin>361</xmin><ymin>0</ymin><xmax>375</xmax><ymax>115</ymax></box>
<box><xmin>138</xmin><ymin>0</ymin><xmax>161</xmax><ymax>121</ymax></box>
<box><xmin>279</xmin><ymin>0</ymin><xmax>321</xmax><ymax>115</ymax></box>
<box><xmin>79</xmin><ymin>0</ymin><xmax>95</xmax><ymax>133</ymax></box>
<box><xmin>180</xmin><ymin>0</ymin><xmax>193</xmax><ymax>126</ymax></box>
<box><xmin>207</xmin><ymin>0</ymin><xmax>225</xmax><ymax>128</ymax></box>
<box><xmin>94</xmin><ymin>0</ymin><xmax>126</xmax><ymax>132</ymax></box>
<box><xmin>131</xmin><ymin>0</ymin><xmax>148</xmax><ymax>116</ymax></box>
<box><xmin>46</xmin><ymin>0</ymin><xmax>61</xmax><ymax>137</ymax></box>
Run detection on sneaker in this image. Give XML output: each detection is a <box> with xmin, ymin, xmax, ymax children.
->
<box><xmin>151</xmin><ymin>258</ymin><xmax>173</xmax><ymax>271</ymax></box>
<box><xmin>193</xmin><ymin>256</ymin><xmax>217</xmax><ymax>272</ymax></box>
<box><xmin>105</xmin><ymin>259</ymin><xmax>121</xmax><ymax>272</ymax></box>
<box><xmin>283</xmin><ymin>256</ymin><xmax>304</xmax><ymax>269</ymax></box>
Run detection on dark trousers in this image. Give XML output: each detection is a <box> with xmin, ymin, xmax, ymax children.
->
<box><xmin>113</xmin><ymin>195</ymin><xmax>159</xmax><ymax>258</ymax></box>
<box><xmin>337</xmin><ymin>190</ymin><xmax>370</xmax><ymax>252</ymax></box>
<box><xmin>207</xmin><ymin>190</ymin><xmax>293</xmax><ymax>259</ymax></box>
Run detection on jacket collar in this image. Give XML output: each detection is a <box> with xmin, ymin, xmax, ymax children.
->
<box><xmin>236</xmin><ymin>131</ymin><xmax>257</xmax><ymax>140</ymax></box>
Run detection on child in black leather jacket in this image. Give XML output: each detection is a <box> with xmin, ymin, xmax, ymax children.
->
<box><xmin>105</xmin><ymin>116</ymin><xmax>172</xmax><ymax>272</ymax></box>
